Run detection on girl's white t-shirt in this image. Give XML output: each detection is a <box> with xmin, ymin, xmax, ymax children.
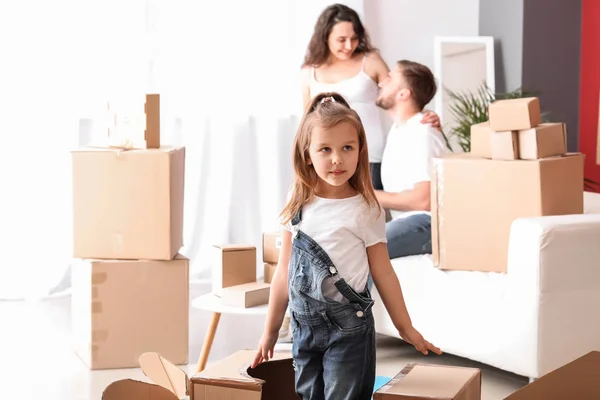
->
<box><xmin>284</xmin><ymin>194</ymin><xmax>387</xmax><ymax>301</ymax></box>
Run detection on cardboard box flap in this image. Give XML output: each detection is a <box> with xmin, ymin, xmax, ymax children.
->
<box><xmin>191</xmin><ymin>350</ymin><xmax>293</xmax><ymax>390</ymax></box>
<box><xmin>214</xmin><ymin>244</ymin><xmax>256</xmax><ymax>252</ymax></box>
<box><xmin>102</xmin><ymin>379</ymin><xmax>178</xmax><ymax>400</ymax></box>
<box><xmin>139</xmin><ymin>352</ymin><xmax>189</xmax><ymax>399</ymax></box>
<box><xmin>505</xmin><ymin>351</ymin><xmax>600</xmax><ymax>399</ymax></box>
<box><xmin>375</xmin><ymin>364</ymin><xmax>480</xmax><ymax>399</ymax></box>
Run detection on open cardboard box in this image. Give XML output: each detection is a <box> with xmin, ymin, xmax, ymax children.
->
<box><xmin>102</xmin><ymin>350</ymin><xmax>298</xmax><ymax>400</ymax></box>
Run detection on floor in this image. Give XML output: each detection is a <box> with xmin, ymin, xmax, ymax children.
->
<box><xmin>0</xmin><ymin>281</ymin><xmax>527</xmax><ymax>400</ymax></box>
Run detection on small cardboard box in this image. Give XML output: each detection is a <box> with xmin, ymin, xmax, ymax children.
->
<box><xmin>102</xmin><ymin>350</ymin><xmax>299</xmax><ymax>400</ymax></box>
<box><xmin>504</xmin><ymin>351</ymin><xmax>600</xmax><ymax>399</ymax></box>
<box><xmin>470</xmin><ymin>122</ymin><xmax>493</xmax><ymax>158</ymax></box>
<box><xmin>374</xmin><ymin>363</ymin><xmax>481</xmax><ymax>399</ymax></box>
<box><xmin>518</xmin><ymin>123</ymin><xmax>567</xmax><ymax>160</ymax></box>
<box><xmin>107</xmin><ymin>93</ymin><xmax>160</xmax><ymax>150</ymax></box>
<box><xmin>71</xmin><ymin>255</ymin><xmax>189</xmax><ymax>370</ymax></box>
<box><xmin>491</xmin><ymin>131</ymin><xmax>519</xmax><ymax>160</ymax></box>
<box><xmin>222</xmin><ymin>281</ymin><xmax>270</xmax><ymax>308</ymax></box>
<box><xmin>262</xmin><ymin>231</ymin><xmax>282</xmax><ymax>264</ymax></box>
<box><xmin>72</xmin><ymin>146</ymin><xmax>185</xmax><ymax>260</ymax></box>
<box><xmin>431</xmin><ymin>153</ymin><xmax>584</xmax><ymax>273</ymax></box>
<box><xmin>264</xmin><ymin>263</ymin><xmax>276</xmax><ymax>284</ymax></box>
<box><xmin>488</xmin><ymin>97</ymin><xmax>541</xmax><ymax>131</ymax></box>
<box><xmin>212</xmin><ymin>245</ymin><xmax>257</xmax><ymax>295</ymax></box>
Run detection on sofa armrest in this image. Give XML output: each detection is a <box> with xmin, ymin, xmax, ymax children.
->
<box><xmin>505</xmin><ymin>213</ymin><xmax>600</xmax><ymax>377</ymax></box>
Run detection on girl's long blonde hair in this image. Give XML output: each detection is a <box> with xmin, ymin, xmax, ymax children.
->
<box><xmin>280</xmin><ymin>92</ymin><xmax>380</xmax><ymax>225</ymax></box>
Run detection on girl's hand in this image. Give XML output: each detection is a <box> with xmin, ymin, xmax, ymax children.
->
<box><xmin>421</xmin><ymin>110</ymin><xmax>441</xmax><ymax>129</ymax></box>
<box><xmin>251</xmin><ymin>331</ymin><xmax>279</xmax><ymax>369</ymax></box>
<box><xmin>400</xmin><ymin>326</ymin><xmax>442</xmax><ymax>356</ymax></box>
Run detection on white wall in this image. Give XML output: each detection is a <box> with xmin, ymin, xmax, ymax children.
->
<box><xmin>364</xmin><ymin>0</ymin><xmax>480</xmax><ymax>71</ymax></box>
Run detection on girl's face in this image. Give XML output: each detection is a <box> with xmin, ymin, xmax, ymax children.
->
<box><xmin>327</xmin><ymin>22</ymin><xmax>359</xmax><ymax>61</ymax></box>
<box><xmin>307</xmin><ymin>122</ymin><xmax>359</xmax><ymax>195</ymax></box>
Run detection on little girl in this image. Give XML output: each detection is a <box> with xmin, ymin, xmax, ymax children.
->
<box><xmin>251</xmin><ymin>92</ymin><xmax>441</xmax><ymax>400</ymax></box>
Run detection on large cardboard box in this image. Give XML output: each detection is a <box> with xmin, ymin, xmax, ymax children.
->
<box><xmin>518</xmin><ymin>123</ymin><xmax>567</xmax><ymax>160</ymax></box>
<box><xmin>212</xmin><ymin>245</ymin><xmax>256</xmax><ymax>295</ymax></box>
<box><xmin>488</xmin><ymin>97</ymin><xmax>541</xmax><ymax>131</ymax></box>
<box><xmin>72</xmin><ymin>146</ymin><xmax>185</xmax><ymax>260</ymax></box>
<box><xmin>431</xmin><ymin>153</ymin><xmax>584</xmax><ymax>273</ymax></box>
<box><xmin>374</xmin><ymin>363</ymin><xmax>481</xmax><ymax>399</ymax></box>
<box><xmin>505</xmin><ymin>351</ymin><xmax>600</xmax><ymax>399</ymax></box>
<box><xmin>71</xmin><ymin>255</ymin><xmax>189</xmax><ymax>369</ymax></box>
<box><xmin>102</xmin><ymin>350</ymin><xmax>299</xmax><ymax>400</ymax></box>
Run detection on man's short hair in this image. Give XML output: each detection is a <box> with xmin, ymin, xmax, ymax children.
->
<box><xmin>396</xmin><ymin>60</ymin><xmax>437</xmax><ymax>110</ymax></box>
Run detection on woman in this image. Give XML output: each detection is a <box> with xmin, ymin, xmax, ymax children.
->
<box><xmin>300</xmin><ymin>3</ymin><xmax>441</xmax><ymax>190</ymax></box>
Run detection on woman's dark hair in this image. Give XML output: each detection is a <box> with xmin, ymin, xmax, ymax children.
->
<box><xmin>302</xmin><ymin>4</ymin><xmax>375</xmax><ymax>68</ymax></box>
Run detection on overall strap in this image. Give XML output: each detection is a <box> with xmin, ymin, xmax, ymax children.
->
<box><xmin>291</xmin><ymin>206</ymin><xmax>303</xmax><ymax>226</ymax></box>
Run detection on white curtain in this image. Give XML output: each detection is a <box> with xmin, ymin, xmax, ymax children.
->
<box><xmin>0</xmin><ymin>0</ymin><xmax>364</xmax><ymax>300</ymax></box>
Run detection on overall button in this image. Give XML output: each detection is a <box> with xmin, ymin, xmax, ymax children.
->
<box><xmin>329</xmin><ymin>266</ymin><xmax>337</xmax><ymax>274</ymax></box>
<box><xmin>356</xmin><ymin>311</ymin><xmax>364</xmax><ymax>318</ymax></box>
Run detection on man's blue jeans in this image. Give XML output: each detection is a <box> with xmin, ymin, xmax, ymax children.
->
<box><xmin>386</xmin><ymin>213</ymin><xmax>432</xmax><ymax>259</ymax></box>
<box><xmin>368</xmin><ymin>213</ymin><xmax>432</xmax><ymax>290</ymax></box>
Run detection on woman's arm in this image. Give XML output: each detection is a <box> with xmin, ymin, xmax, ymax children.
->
<box><xmin>300</xmin><ymin>66</ymin><xmax>312</xmax><ymax>110</ymax></box>
<box><xmin>252</xmin><ymin>227</ymin><xmax>293</xmax><ymax>367</ymax></box>
<box><xmin>368</xmin><ymin>242</ymin><xmax>442</xmax><ymax>355</ymax></box>
<box><xmin>363</xmin><ymin>51</ymin><xmax>390</xmax><ymax>85</ymax></box>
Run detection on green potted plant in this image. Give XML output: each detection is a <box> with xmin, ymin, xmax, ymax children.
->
<box><xmin>441</xmin><ymin>83</ymin><xmax>599</xmax><ymax>192</ymax></box>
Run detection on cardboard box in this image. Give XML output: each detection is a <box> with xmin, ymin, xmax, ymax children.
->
<box><xmin>518</xmin><ymin>123</ymin><xmax>567</xmax><ymax>160</ymax></box>
<box><xmin>504</xmin><ymin>351</ymin><xmax>600</xmax><ymax>399</ymax></box>
<box><xmin>491</xmin><ymin>131</ymin><xmax>519</xmax><ymax>160</ymax></box>
<box><xmin>107</xmin><ymin>93</ymin><xmax>160</xmax><ymax>150</ymax></box>
<box><xmin>212</xmin><ymin>245</ymin><xmax>256</xmax><ymax>295</ymax></box>
<box><xmin>470</xmin><ymin>122</ymin><xmax>493</xmax><ymax>158</ymax></box>
<box><xmin>431</xmin><ymin>153</ymin><xmax>584</xmax><ymax>273</ymax></box>
<box><xmin>222</xmin><ymin>281</ymin><xmax>270</xmax><ymax>308</ymax></box>
<box><xmin>71</xmin><ymin>255</ymin><xmax>189</xmax><ymax>370</ymax></box>
<box><xmin>264</xmin><ymin>263</ymin><xmax>276</xmax><ymax>284</ymax></box>
<box><xmin>374</xmin><ymin>363</ymin><xmax>481</xmax><ymax>399</ymax></box>
<box><xmin>262</xmin><ymin>231</ymin><xmax>282</xmax><ymax>264</ymax></box>
<box><xmin>488</xmin><ymin>97</ymin><xmax>541</xmax><ymax>131</ymax></box>
<box><xmin>102</xmin><ymin>350</ymin><xmax>299</xmax><ymax>400</ymax></box>
<box><xmin>72</xmin><ymin>146</ymin><xmax>185</xmax><ymax>260</ymax></box>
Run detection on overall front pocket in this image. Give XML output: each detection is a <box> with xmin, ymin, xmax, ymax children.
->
<box><xmin>327</xmin><ymin>304</ymin><xmax>370</xmax><ymax>334</ymax></box>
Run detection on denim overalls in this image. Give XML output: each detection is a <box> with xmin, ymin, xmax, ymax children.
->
<box><xmin>288</xmin><ymin>207</ymin><xmax>376</xmax><ymax>400</ymax></box>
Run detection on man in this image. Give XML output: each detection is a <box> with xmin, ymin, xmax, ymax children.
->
<box><xmin>375</xmin><ymin>60</ymin><xmax>448</xmax><ymax>259</ymax></box>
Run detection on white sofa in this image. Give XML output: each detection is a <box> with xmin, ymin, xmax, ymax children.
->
<box><xmin>372</xmin><ymin>191</ymin><xmax>600</xmax><ymax>380</ymax></box>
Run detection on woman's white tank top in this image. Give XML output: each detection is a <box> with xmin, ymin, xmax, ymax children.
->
<box><xmin>309</xmin><ymin>56</ymin><xmax>386</xmax><ymax>163</ymax></box>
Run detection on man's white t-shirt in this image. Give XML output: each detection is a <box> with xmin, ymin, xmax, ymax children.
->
<box><xmin>380</xmin><ymin>112</ymin><xmax>448</xmax><ymax>220</ymax></box>
<box><xmin>284</xmin><ymin>194</ymin><xmax>386</xmax><ymax>302</ymax></box>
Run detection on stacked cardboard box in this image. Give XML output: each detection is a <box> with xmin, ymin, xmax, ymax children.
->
<box><xmin>71</xmin><ymin>94</ymin><xmax>189</xmax><ymax>369</ymax></box>
<box><xmin>432</xmin><ymin>97</ymin><xmax>584</xmax><ymax>273</ymax></box>
<box><xmin>212</xmin><ymin>243</ymin><xmax>270</xmax><ymax>308</ymax></box>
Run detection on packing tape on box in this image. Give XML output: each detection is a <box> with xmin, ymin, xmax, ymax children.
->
<box><xmin>92</xmin><ymin>329</ymin><xmax>109</xmax><ymax>342</ymax></box>
<box><xmin>377</xmin><ymin>363</ymin><xmax>416</xmax><ymax>392</ymax></box>
<box><xmin>92</xmin><ymin>272</ymin><xmax>108</xmax><ymax>284</ymax></box>
<box><xmin>91</xmin><ymin>301</ymin><xmax>103</xmax><ymax>314</ymax></box>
